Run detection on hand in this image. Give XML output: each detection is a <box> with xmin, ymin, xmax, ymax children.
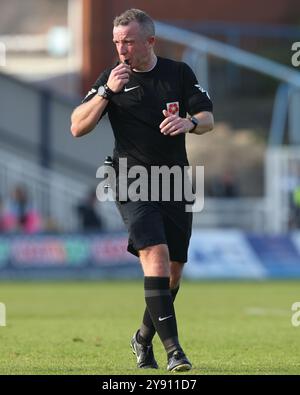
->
<box><xmin>106</xmin><ymin>63</ymin><xmax>131</xmax><ymax>93</ymax></box>
<box><xmin>159</xmin><ymin>110</ymin><xmax>193</xmax><ymax>136</ymax></box>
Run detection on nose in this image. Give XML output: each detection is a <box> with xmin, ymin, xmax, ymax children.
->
<box><xmin>118</xmin><ymin>43</ymin><xmax>127</xmax><ymax>56</ymax></box>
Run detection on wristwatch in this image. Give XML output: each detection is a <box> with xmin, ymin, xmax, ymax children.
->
<box><xmin>188</xmin><ymin>116</ymin><xmax>199</xmax><ymax>133</ymax></box>
<box><xmin>98</xmin><ymin>84</ymin><xmax>115</xmax><ymax>100</ymax></box>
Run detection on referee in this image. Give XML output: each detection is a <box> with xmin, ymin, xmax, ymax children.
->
<box><xmin>71</xmin><ymin>9</ymin><xmax>214</xmax><ymax>372</ymax></box>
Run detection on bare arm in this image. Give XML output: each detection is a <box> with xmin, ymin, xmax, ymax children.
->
<box><xmin>186</xmin><ymin>111</ymin><xmax>214</xmax><ymax>135</ymax></box>
<box><xmin>70</xmin><ymin>95</ymin><xmax>109</xmax><ymax>138</ymax></box>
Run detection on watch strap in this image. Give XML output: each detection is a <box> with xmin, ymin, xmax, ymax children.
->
<box><xmin>188</xmin><ymin>116</ymin><xmax>198</xmax><ymax>133</ymax></box>
<box><xmin>103</xmin><ymin>84</ymin><xmax>115</xmax><ymax>100</ymax></box>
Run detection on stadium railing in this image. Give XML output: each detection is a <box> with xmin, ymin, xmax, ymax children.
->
<box><xmin>0</xmin><ymin>147</ymin><xmax>87</xmax><ymax>231</ymax></box>
<box><xmin>155</xmin><ymin>21</ymin><xmax>300</xmax><ymax>145</ymax></box>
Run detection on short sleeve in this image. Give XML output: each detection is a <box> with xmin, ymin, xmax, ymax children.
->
<box><xmin>81</xmin><ymin>69</ymin><xmax>111</xmax><ymax>121</ymax></box>
<box><xmin>81</xmin><ymin>69</ymin><xmax>110</xmax><ymax>103</ymax></box>
<box><xmin>181</xmin><ymin>63</ymin><xmax>213</xmax><ymax>115</ymax></box>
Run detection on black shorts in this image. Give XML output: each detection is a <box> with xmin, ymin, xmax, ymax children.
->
<box><xmin>116</xmin><ymin>200</ymin><xmax>193</xmax><ymax>263</ymax></box>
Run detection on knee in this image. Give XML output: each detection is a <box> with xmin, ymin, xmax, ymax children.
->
<box><xmin>139</xmin><ymin>244</ymin><xmax>170</xmax><ymax>277</ymax></box>
<box><xmin>140</xmin><ymin>244</ymin><xmax>169</xmax><ymax>263</ymax></box>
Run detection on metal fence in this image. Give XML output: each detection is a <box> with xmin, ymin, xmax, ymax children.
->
<box><xmin>193</xmin><ymin>197</ymin><xmax>267</xmax><ymax>231</ymax></box>
<box><xmin>156</xmin><ymin>21</ymin><xmax>300</xmax><ymax>145</ymax></box>
<box><xmin>0</xmin><ymin>147</ymin><xmax>87</xmax><ymax>230</ymax></box>
<box><xmin>265</xmin><ymin>147</ymin><xmax>300</xmax><ymax>233</ymax></box>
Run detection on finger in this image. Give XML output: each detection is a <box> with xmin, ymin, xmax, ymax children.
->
<box><xmin>159</xmin><ymin>114</ymin><xmax>177</xmax><ymax>129</ymax></box>
<box><xmin>160</xmin><ymin>116</ymin><xmax>181</xmax><ymax>131</ymax></box>
<box><xmin>169</xmin><ymin>124</ymin><xmax>188</xmax><ymax>136</ymax></box>
<box><xmin>116</xmin><ymin>73</ymin><xmax>130</xmax><ymax>80</ymax></box>
<box><xmin>160</xmin><ymin>121</ymin><xmax>179</xmax><ymax>134</ymax></box>
<box><xmin>161</xmin><ymin>119</ymin><xmax>181</xmax><ymax>134</ymax></box>
<box><xmin>114</xmin><ymin>68</ymin><xmax>130</xmax><ymax>76</ymax></box>
<box><xmin>169</xmin><ymin>129</ymin><xmax>184</xmax><ymax>136</ymax></box>
<box><xmin>163</xmin><ymin>125</ymin><xmax>178</xmax><ymax>135</ymax></box>
<box><xmin>113</xmin><ymin>66</ymin><xmax>131</xmax><ymax>76</ymax></box>
<box><xmin>162</xmin><ymin>109</ymin><xmax>169</xmax><ymax>118</ymax></box>
<box><xmin>112</xmin><ymin>64</ymin><xmax>124</xmax><ymax>73</ymax></box>
<box><xmin>115</xmin><ymin>62</ymin><xmax>131</xmax><ymax>71</ymax></box>
<box><xmin>122</xmin><ymin>65</ymin><xmax>131</xmax><ymax>74</ymax></box>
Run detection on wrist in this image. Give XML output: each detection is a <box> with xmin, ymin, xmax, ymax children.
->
<box><xmin>185</xmin><ymin>119</ymin><xmax>195</xmax><ymax>133</ymax></box>
<box><xmin>105</xmin><ymin>83</ymin><xmax>116</xmax><ymax>95</ymax></box>
<box><xmin>187</xmin><ymin>116</ymin><xmax>199</xmax><ymax>133</ymax></box>
<box><xmin>97</xmin><ymin>84</ymin><xmax>115</xmax><ymax>101</ymax></box>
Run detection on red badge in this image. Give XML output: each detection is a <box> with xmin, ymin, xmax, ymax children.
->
<box><xmin>166</xmin><ymin>102</ymin><xmax>179</xmax><ymax>115</ymax></box>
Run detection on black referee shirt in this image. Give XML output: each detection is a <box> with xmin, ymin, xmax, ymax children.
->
<box><xmin>82</xmin><ymin>56</ymin><xmax>213</xmax><ymax>168</ymax></box>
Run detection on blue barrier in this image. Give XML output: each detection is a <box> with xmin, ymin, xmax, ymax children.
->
<box><xmin>0</xmin><ymin>233</ymin><xmax>141</xmax><ymax>280</ymax></box>
<box><xmin>185</xmin><ymin>230</ymin><xmax>300</xmax><ymax>279</ymax></box>
<box><xmin>0</xmin><ymin>231</ymin><xmax>300</xmax><ymax>280</ymax></box>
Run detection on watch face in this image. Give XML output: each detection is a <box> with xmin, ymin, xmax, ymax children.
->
<box><xmin>98</xmin><ymin>86</ymin><xmax>105</xmax><ymax>96</ymax></box>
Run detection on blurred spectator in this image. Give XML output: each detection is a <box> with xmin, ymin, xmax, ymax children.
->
<box><xmin>76</xmin><ymin>189</ymin><xmax>103</xmax><ymax>232</ymax></box>
<box><xmin>292</xmin><ymin>185</ymin><xmax>300</xmax><ymax>228</ymax></box>
<box><xmin>221</xmin><ymin>170</ymin><xmax>239</xmax><ymax>197</ymax></box>
<box><xmin>0</xmin><ymin>196</ymin><xmax>4</xmax><ymax>232</ymax></box>
<box><xmin>1</xmin><ymin>184</ymin><xmax>42</xmax><ymax>233</ymax></box>
<box><xmin>209</xmin><ymin>170</ymin><xmax>239</xmax><ymax>197</ymax></box>
<box><xmin>208</xmin><ymin>176</ymin><xmax>223</xmax><ymax>197</ymax></box>
<box><xmin>285</xmin><ymin>160</ymin><xmax>300</xmax><ymax>229</ymax></box>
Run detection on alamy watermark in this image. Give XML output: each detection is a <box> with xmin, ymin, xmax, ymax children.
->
<box><xmin>96</xmin><ymin>159</ymin><xmax>204</xmax><ymax>212</ymax></box>
<box><xmin>0</xmin><ymin>303</ymin><xmax>6</xmax><ymax>327</ymax></box>
<box><xmin>291</xmin><ymin>302</ymin><xmax>300</xmax><ymax>327</ymax></box>
<box><xmin>0</xmin><ymin>42</ymin><xmax>6</xmax><ymax>67</ymax></box>
<box><xmin>291</xmin><ymin>42</ymin><xmax>300</xmax><ymax>67</ymax></box>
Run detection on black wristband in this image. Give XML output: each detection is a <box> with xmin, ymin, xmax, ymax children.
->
<box><xmin>104</xmin><ymin>84</ymin><xmax>115</xmax><ymax>100</ymax></box>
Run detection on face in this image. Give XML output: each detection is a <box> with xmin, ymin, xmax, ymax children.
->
<box><xmin>113</xmin><ymin>21</ymin><xmax>155</xmax><ymax>69</ymax></box>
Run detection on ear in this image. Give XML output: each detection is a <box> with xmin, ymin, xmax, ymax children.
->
<box><xmin>147</xmin><ymin>36</ymin><xmax>155</xmax><ymax>47</ymax></box>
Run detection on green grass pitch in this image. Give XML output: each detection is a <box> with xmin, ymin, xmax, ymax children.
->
<box><xmin>0</xmin><ymin>280</ymin><xmax>300</xmax><ymax>375</ymax></box>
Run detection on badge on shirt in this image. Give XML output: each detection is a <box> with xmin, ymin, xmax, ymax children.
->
<box><xmin>166</xmin><ymin>102</ymin><xmax>179</xmax><ymax>116</ymax></box>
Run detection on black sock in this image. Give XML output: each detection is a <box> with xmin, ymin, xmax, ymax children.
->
<box><xmin>142</xmin><ymin>276</ymin><xmax>181</xmax><ymax>355</ymax></box>
<box><xmin>138</xmin><ymin>285</ymin><xmax>180</xmax><ymax>346</ymax></box>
